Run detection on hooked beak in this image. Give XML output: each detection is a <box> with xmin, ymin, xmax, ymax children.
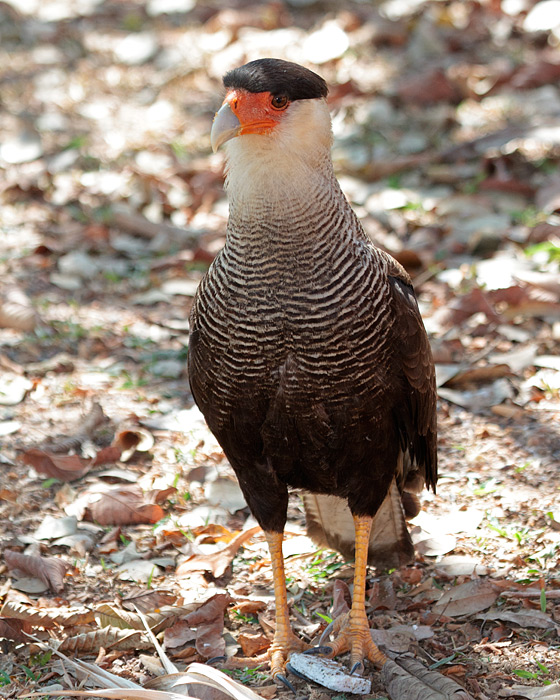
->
<box><xmin>211</xmin><ymin>102</ymin><xmax>241</xmax><ymax>153</ymax></box>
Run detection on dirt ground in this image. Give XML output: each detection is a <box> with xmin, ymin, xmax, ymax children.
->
<box><xmin>1</xmin><ymin>1</ymin><xmax>560</xmax><ymax>699</ymax></box>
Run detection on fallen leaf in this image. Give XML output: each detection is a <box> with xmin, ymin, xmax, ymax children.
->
<box><xmin>121</xmin><ymin>590</ymin><xmax>177</xmax><ymax>613</ymax></box>
<box><xmin>4</xmin><ymin>550</ymin><xmax>71</xmax><ymax>593</ymax></box>
<box><xmin>230</xmin><ymin>600</ymin><xmax>266</xmax><ymax>616</ymax></box>
<box><xmin>1</xmin><ymin>600</ymin><xmax>95</xmax><ymax>627</ymax></box>
<box><xmin>237</xmin><ymin>632</ymin><xmax>270</xmax><ymax>657</ymax></box>
<box><xmin>184</xmin><ymin>594</ymin><xmax>233</xmax><ymax>627</ymax></box>
<box><xmin>0</xmin><ymin>617</ymin><xmax>30</xmax><ymax>642</ymax></box>
<box><xmin>115</xmin><ymin>425</ymin><xmax>155</xmax><ymax>462</ymax></box>
<box><xmin>479</xmin><ymin>608</ymin><xmax>555</xmax><ymax>629</ymax></box>
<box><xmin>368</xmin><ymin>578</ymin><xmax>397</xmax><ymax>611</ymax></box>
<box><xmin>22</xmin><ymin>449</ymin><xmax>92</xmax><ymax>481</ymax></box>
<box><xmin>413</xmin><ymin>533</ymin><xmax>457</xmax><ymax>557</ymax></box>
<box><xmin>433</xmin><ymin>579</ymin><xmax>499</xmax><ymax>617</ymax></box>
<box><xmin>331</xmin><ymin>579</ymin><xmax>351</xmax><ymax>618</ymax></box>
<box><xmin>509</xmin><ymin>682</ymin><xmax>560</xmax><ymax>699</ymax></box>
<box><xmin>436</xmin><ymin>555</ymin><xmax>489</xmax><ymax>577</ymax></box>
<box><xmin>165</xmin><ymin>594</ymin><xmax>233</xmax><ymax>659</ymax></box>
<box><xmin>176</xmin><ymin>527</ymin><xmax>260</xmax><ymax>578</ymax></box>
<box><xmin>92</xmin><ymin>445</ymin><xmax>122</xmax><ymax>467</ymax></box>
<box><xmin>370</xmin><ymin>626</ymin><xmax>421</xmax><ymax>653</ymax></box>
<box><xmin>86</xmin><ymin>486</ymin><xmax>165</xmax><ymax>526</ymax></box>
<box><xmin>163</xmin><ymin>620</ymin><xmax>198</xmax><ymax>648</ymax></box>
<box><xmin>381</xmin><ymin>655</ymin><xmax>475</xmax><ymax>699</ymax></box>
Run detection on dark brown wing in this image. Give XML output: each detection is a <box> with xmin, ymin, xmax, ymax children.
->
<box><xmin>385</xmin><ymin>252</ymin><xmax>437</xmax><ymax>494</ymax></box>
<box><xmin>304</xmin><ymin>252</ymin><xmax>437</xmax><ymax>568</ymax></box>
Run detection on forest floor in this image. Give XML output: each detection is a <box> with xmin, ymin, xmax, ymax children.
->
<box><xmin>1</xmin><ymin>1</ymin><xmax>560</xmax><ymax>699</ymax></box>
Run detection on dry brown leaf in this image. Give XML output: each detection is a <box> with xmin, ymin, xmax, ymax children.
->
<box><xmin>21</xmin><ymin>448</ymin><xmax>92</xmax><ymax>481</ymax></box>
<box><xmin>0</xmin><ymin>617</ymin><xmax>30</xmax><ymax>642</ymax></box>
<box><xmin>184</xmin><ymin>594</ymin><xmax>233</xmax><ymax>627</ymax></box>
<box><xmin>114</xmin><ymin>425</ymin><xmax>154</xmax><ymax>462</ymax></box>
<box><xmin>443</xmin><ymin>365</ymin><xmax>511</xmax><ymax>390</ymax></box>
<box><xmin>381</xmin><ymin>655</ymin><xmax>475</xmax><ymax>699</ymax></box>
<box><xmin>0</xmin><ymin>288</ymin><xmax>37</xmax><ymax>331</ymax></box>
<box><xmin>432</xmin><ymin>579</ymin><xmax>499</xmax><ymax>618</ymax></box>
<box><xmin>237</xmin><ymin>632</ymin><xmax>270</xmax><ymax>657</ymax></box>
<box><xmin>331</xmin><ymin>579</ymin><xmax>351</xmax><ymax>618</ymax></box>
<box><xmin>480</xmin><ymin>608</ymin><xmax>555</xmax><ymax>629</ymax></box>
<box><xmin>192</xmin><ymin>524</ymin><xmax>235</xmax><ymax>544</ymax></box>
<box><xmin>97</xmin><ymin>526</ymin><xmax>122</xmax><ymax>554</ymax></box>
<box><xmin>0</xmin><ymin>599</ymin><xmax>94</xmax><ymax>627</ymax></box>
<box><xmin>151</xmin><ymin>487</ymin><xmax>178</xmax><ymax>505</ymax></box>
<box><xmin>186</xmin><ymin>595</ymin><xmax>232</xmax><ymax>659</ymax></box>
<box><xmin>53</xmin><ymin>628</ymin><xmax>152</xmax><ymax>654</ymax></box>
<box><xmin>95</xmin><ymin>603</ymin><xmax>187</xmax><ymax>634</ymax></box>
<box><xmin>164</xmin><ymin>620</ymin><xmax>198</xmax><ymax>648</ymax></box>
<box><xmin>176</xmin><ymin>527</ymin><xmax>260</xmax><ymax>578</ymax></box>
<box><xmin>86</xmin><ymin>486</ymin><xmax>165</xmax><ymax>526</ymax></box>
<box><xmin>165</xmin><ymin>594</ymin><xmax>233</xmax><ymax>659</ymax></box>
<box><xmin>368</xmin><ymin>578</ymin><xmax>397</xmax><ymax>611</ymax></box>
<box><xmin>92</xmin><ymin>445</ymin><xmax>123</xmax><ymax>467</ymax></box>
<box><xmin>257</xmin><ymin>687</ymin><xmax>277</xmax><ymax>700</ymax></box>
<box><xmin>121</xmin><ymin>589</ymin><xmax>177</xmax><ymax>613</ymax></box>
<box><xmin>193</xmin><ymin>622</ymin><xmax>226</xmax><ymax>659</ymax></box>
<box><xmin>4</xmin><ymin>550</ymin><xmax>71</xmax><ymax>593</ymax></box>
<box><xmin>230</xmin><ymin>600</ymin><xmax>266</xmax><ymax>616</ymax></box>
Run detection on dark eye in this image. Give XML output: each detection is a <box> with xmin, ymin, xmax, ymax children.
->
<box><xmin>270</xmin><ymin>94</ymin><xmax>289</xmax><ymax>110</ymax></box>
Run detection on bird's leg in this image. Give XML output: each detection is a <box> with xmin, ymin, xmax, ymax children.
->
<box><xmin>325</xmin><ymin>515</ymin><xmax>388</xmax><ymax>671</ymax></box>
<box><xmin>265</xmin><ymin>530</ymin><xmax>309</xmax><ymax>677</ymax></box>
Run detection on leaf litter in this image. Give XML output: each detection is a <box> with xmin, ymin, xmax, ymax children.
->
<box><xmin>1</xmin><ymin>0</ymin><xmax>560</xmax><ymax>698</ymax></box>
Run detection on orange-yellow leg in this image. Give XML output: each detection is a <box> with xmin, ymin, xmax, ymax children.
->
<box><xmin>265</xmin><ymin>531</ymin><xmax>309</xmax><ymax>677</ymax></box>
<box><xmin>326</xmin><ymin>516</ymin><xmax>388</xmax><ymax>671</ymax></box>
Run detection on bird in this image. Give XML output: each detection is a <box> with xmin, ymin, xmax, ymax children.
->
<box><xmin>188</xmin><ymin>58</ymin><xmax>437</xmax><ymax>682</ymax></box>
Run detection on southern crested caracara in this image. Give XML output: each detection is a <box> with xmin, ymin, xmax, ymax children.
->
<box><xmin>188</xmin><ymin>58</ymin><xmax>437</xmax><ymax>682</ymax></box>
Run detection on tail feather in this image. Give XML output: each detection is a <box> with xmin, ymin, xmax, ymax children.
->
<box><xmin>303</xmin><ymin>479</ymin><xmax>414</xmax><ymax>569</ymax></box>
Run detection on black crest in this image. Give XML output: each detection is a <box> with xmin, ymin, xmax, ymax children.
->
<box><xmin>223</xmin><ymin>58</ymin><xmax>328</xmax><ymax>101</ymax></box>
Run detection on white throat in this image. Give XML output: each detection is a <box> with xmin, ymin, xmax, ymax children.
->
<box><xmin>223</xmin><ymin>99</ymin><xmax>335</xmax><ymax>211</ymax></box>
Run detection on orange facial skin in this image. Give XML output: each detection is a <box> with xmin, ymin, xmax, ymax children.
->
<box><xmin>225</xmin><ymin>88</ymin><xmax>289</xmax><ymax>135</ymax></box>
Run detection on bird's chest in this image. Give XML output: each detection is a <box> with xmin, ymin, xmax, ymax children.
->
<box><xmin>220</xmin><ymin>250</ymin><xmax>341</xmax><ymax>353</ymax></box>
<box><xmin>196</xmin><ymin>240</ymin><xmax>386</xmax><ymax>404</ymax></box>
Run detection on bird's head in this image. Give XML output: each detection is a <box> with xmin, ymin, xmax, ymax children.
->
<box><xmin>211</xmin><ymin>59</ymin><xmax>332</xmax><ymax>200</ymax></box>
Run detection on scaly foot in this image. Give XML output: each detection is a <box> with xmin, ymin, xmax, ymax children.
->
<box><xmin>269</xmin><ymin>632</ymin><xmax>310</xmax><ymax>678</ymax></box>
<box><xmin>324</xmin><ymin>609</ymin><xmax>387</xmax><ymax>671</ymax></box>
<box><xmin>323</xmin><ymin>515</ymin><xmax>388</xmax><ymax>672</ymax></box>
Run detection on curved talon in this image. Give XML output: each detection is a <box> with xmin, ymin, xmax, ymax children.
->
<box><xmin>276</xmin><ymin>673</ymin><xmax>297</xmax><ymax>693</ymax></box>
<box><xmin>206</xmin><ymin>656</ymin><xmax>227</xmax><ymax>665</ymax></box>
<box><xmin>285</xmin><ymin>662</ymin><xmax>309</xmax><ymax>681</ymax></box>
<box><xmin>302</xmin><ymin>645</ymin><xmax>333</xmax><ymax>656</ymax></box>
<box><xmin>319</xmin><ymin>620</ymin><xmax>334</xmax><ymax>646</ymax></box>
<box><xmin>350</xmin><ymin>660</ymin><xmax>363</xmax><ymax>676</ymax></box>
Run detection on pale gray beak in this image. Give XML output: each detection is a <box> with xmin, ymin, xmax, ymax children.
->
<box><xmin>211</xmin><ymin>102</ymin><xmax>241</xmax><ymax>152</ymax></box>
